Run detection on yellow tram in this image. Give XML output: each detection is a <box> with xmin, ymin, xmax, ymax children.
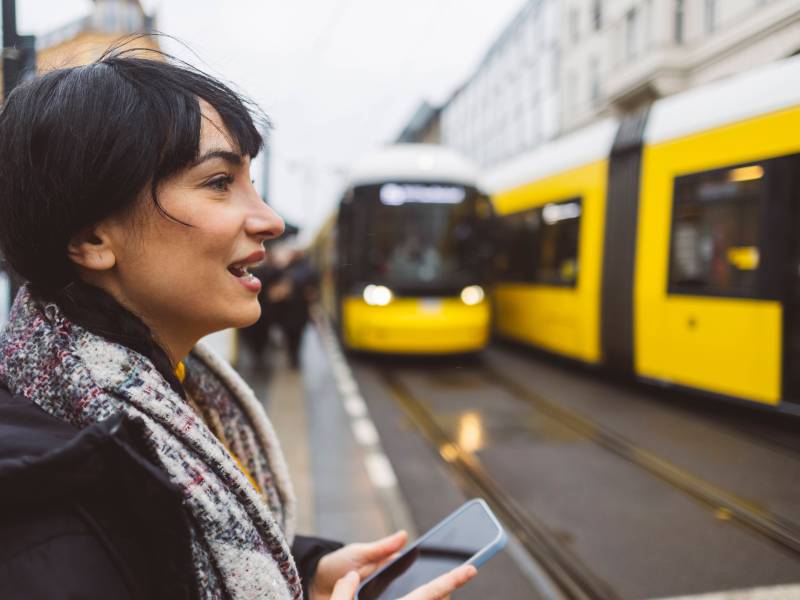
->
<box><xmin>484</xmin><ymin>55</ymin><xmax>800</xmax><ymax>412</ymax></box>
<box><xmin>312</xmin><ymin>144</ymin><xmax>493</xmax><ymax>354</ymax></box>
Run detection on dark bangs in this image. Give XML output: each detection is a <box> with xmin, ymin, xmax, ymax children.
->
<box><xmin>98</xmin><ymin>48</ymin><xmax>265</xmax><ymax>200</ymax></box>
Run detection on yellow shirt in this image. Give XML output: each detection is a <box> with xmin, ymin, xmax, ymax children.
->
<box><xmin>175</xmin><ymin>361</ymin><xmax>264</xmax><ymax>497</ymax></box>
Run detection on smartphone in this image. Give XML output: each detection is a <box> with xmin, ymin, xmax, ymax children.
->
<box><xmin>355</xmin><ymin>499</ymin><xmax>507</xmax><ymax>600</ymax></box>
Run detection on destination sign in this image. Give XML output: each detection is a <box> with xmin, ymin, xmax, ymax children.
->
<box><xmin>380</xmin><ymin>183</ymin><xmax>466</xmax><ymax>206</ymax></box>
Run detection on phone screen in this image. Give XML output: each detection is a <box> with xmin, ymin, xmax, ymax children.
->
<box><xmin>357</xmin><ymin>501</ymin><xmax>502</xmax><ymax>600</ymax></box>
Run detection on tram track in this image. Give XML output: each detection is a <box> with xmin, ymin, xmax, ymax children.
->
<box><xmin>479</xmin><ymin>364</ymin><xmax>800</xmax><ymax>557</ymax></box>
<box><xmin>376</xmin><ymin>364</ymin><xmax>800</xmax><ymax>600</ymax></box>
<box><xmin>379</xmin><ymin>369</ymin><xmax>621</xmax><ymax>600</ymax></box>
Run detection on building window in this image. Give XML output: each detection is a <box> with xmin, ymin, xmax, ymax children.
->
<box><xmin>669</xmin><ymin>163</ymin><xmax>765</xmax><ymax>297</ymax></box>
<box><xmin>674</xmin><ymin>0</ymin><xmax>685</xmax><ymax>43</ymax></box>
<box><xmin>643</xmin><ymin>0</ymin><xmax>653</xmax><ymax>49</ymax></box>
<box><xmin>589</xmin><ymin>58</ymin><xmax>600</xmax><ymax>104</ymax></box>
<box><xmin>592</xmin><ymin>0</ymin><xmax>602</xmax><ymax>31</ymax></box>
<box><xmin>704</xmin><ymin>0</ymin><xmax>716</xmax><ymax>33</ymax></box>
<box><xmin>551</xmin><ymin>44</ymin><xmax>560</xmax><ymax>91</ymax></box>
<box><xmin>494</xmin><ymin>198</ymin><xmax>582</xmax><ymax>285</ymax></box>
<box><xmin>569</xmin><ymin>8</ymin><xmax>580</xmax><ymax>43</ymax></box>
<box><xmin>567</xmin><ymin>70</ymin><xmax>578</xmax><ymax>115</ymax></box>
<box><xmin>625</xmin><ymin>8</ymin><xmax>639</xmax><ymax>61</ymax></box>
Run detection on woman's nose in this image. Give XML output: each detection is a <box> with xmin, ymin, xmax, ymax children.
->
<box><xmin>247</xmin><ymin>198</ymin><xmax>285</xmax><ymax>241</ymax></box>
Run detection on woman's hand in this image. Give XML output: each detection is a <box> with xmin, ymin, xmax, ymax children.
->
<box><xmin>312</xmin><ymin>531</ymin><xmax>408</xmax><ymax>600</ymax></box>
<box><xmin>319</xmin><ymin>530</ymin><xmax>478</xmax><ymax>600</ymax></box>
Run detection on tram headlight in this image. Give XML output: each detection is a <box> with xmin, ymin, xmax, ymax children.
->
<box><xmin>363</xmin><ymin>284</ymin><xmax>393</xmax><ymax>306</ymax></box>
<box><xmin>460</xmin><ymin>285</ymin><xmax>485</xmax><ymax>306</ymax></box>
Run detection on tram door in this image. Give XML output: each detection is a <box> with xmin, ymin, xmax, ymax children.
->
<box><xmin>781</xmin><ymin>154</ymin><xmax>800</xmax><ymax>404</ymax></box>
<box><xmin>601</xmin><ymin>110</ymin><xmax>648</xmax><ymax>375</ymax></box>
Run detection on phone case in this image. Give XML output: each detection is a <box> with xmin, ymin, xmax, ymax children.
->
<box><xmin>355</xmin><ymin>498</ymin><xmax>508</xmax><ymax>599</ymax></box>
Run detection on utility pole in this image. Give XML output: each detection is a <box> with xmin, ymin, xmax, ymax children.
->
<box><xmin>260</xmin><ymin>129</ymin><xmax>271</xmax><ymax>204</ymax></box>
<box><xmin>2</xmin><ymin>0</ymin><xmax>19</xmax><ymax>98</ymax></box>
<box><xmin>2</xmin><ymin>0</ymin><xmax>35</xmax><ymax>99</ymax></box>
<box><xmin>1</xmin><ymin>0</ymin><xmax>36</xmax><ymax>318</ymax></box>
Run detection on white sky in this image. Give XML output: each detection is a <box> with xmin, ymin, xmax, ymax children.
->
<box><xmin>17</xmin><ymin>0</ymin><xmax>525</xmax><ymax>240</ymax></box>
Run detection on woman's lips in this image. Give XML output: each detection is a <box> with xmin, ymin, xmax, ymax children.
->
<box><xmin>229</xmin><ymin>249</ymin><xmax>266</xmax><ymax>270</ymax></box>
<box><xmin>231</xmin><ymin>269</ymin><xmax>262</xmax><ymax>292</ymax></box>
<box><xmin>227</xmin><ymin>248</ymin><xmax>266</xmax><ymax>293</ymax></box>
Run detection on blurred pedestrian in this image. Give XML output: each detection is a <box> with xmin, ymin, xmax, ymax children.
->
<box><xmin>239</xmin><ymin>250</ymin><xmax>284</xmax><ymax>368</ymax></box>
<box><xmin>0</xmin><ymin>46</ymin><xmax>475</xmax><ymax>599</ymax></box>
<box><xmin>272</xmin><ymin>249</ymin><xmax>319</xmax><ymax>369</ymax></box>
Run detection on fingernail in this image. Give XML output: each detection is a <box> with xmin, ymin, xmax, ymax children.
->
<box><xmin>347</xmin><ymin>570</ymin><xmax>359</xmax><ymax>582</ymax></box>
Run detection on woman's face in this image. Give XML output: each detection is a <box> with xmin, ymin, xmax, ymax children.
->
<box><xmin>99</xmin><ymin>102</ymin><xmax>284</xmax><ymax>356</ymax></box>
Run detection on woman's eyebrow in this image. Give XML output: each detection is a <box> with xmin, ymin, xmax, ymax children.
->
<box><xmin>192</xmin><ymin>149</ymin><xmax>243</xmax><ymax>167</ymax></box>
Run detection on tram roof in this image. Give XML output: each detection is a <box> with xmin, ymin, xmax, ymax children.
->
<box><xmin>481</xmin><ymin>118</ymin><xmax>619</xmax><ymax>194</ymax></box>
<box><xmin>346</xmin><ymin>144</ymin><xmax>480</xmax><ymax>188</ymax></box>
<box><xmin>646</xmin><ymin>53</ymin><xmax>800</xmax><ymax>145</ymax></box>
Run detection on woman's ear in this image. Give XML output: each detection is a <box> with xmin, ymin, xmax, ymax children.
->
<box><xmin>67</xmin><ymin>225</ymin><xmax>117</xmax><ymax>271</ymax></box>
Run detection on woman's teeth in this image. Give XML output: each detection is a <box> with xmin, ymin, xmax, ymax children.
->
<box><xmin>229</xmin><ymin>265</ymin><xmax>249</xmax><ymax>277</ymax></box>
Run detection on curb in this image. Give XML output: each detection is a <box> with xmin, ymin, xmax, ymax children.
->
<box><xmin>314</xmin><ymin>313</ymin><xmax>418</xmax><ymax>538</ymax></box>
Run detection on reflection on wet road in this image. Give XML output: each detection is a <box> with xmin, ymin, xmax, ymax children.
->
<box><xmin>352</xmin><ymin>348</ymin><xmax>800</xmax><ymax>599</ymax></box>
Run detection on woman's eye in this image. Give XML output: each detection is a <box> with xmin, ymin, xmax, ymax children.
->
<box><xmin>207</xmin><ymin>175</ymin><xmax>234</xmax><ymax>192</ymax></box>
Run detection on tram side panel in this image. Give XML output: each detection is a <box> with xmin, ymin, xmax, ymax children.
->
<box><xmin>634</xmin><ymin>105</ymin><xmax>800</xmax><ymax>406</ymax></box>
<box><xmin>492</xmin><ymin>159</ymin><xmax>608</xmax><ymax>365</ymax></box>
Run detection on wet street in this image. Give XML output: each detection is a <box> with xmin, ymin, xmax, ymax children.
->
<box><xmin>345</xmin><ymin>341</ymin><xmax>800</xmax><ymax>599</ymax></box>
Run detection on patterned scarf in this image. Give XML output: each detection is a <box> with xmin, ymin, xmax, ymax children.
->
<box><xmin>0</xmin><ymin>287</ymin><xmax>301</xmax><ymax>600</ymax></box>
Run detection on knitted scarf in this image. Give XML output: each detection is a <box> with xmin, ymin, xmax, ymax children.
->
<box><xmin>0</xmin><ymin>287</ymin><xmax>301</xmax><ymax>600</ymax></box>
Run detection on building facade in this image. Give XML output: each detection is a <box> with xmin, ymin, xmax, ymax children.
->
<box><xmin>395</xmin><ymin>101</ymin><xmax>442</xmax><ymax>144</ymax></box>
<box><xmin>416</xmin><ymin>0</ymin><xmax>800</xmax><ymax>168</ymax></box>
<box><xmin>36</xmin><ymin>0</ymin><xmax>158</xmax><ymax>72</ymax></box>
<box><xmin>564</xmin><ymin>0</ymin><xmax>800</xmax><ymax>131</ymax></box>
<box><xmin>441</xmin><ymin>0</ymin><xmax>561</xmax><ymax>168</ymax></box>
<box><xmin>1</xmin><ymin>0</ymin><xmax>157</xmax><ymax>100</ymax></box>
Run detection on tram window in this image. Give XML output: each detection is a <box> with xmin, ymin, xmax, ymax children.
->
<box><xmin>493</xmin><ymin>210</ymin><xmax>539</xmax><ymax>281</ymax></box>
<box><xmin>495</xmin><ymin>198</ymin><xmax>581</xmax><ymax>286</ymax></box>
<box><xmin>668</xmin><ymin>163</ymin><xmax>764</xmax><ymax>297</ymax></box>
<box><xmin>357</xmin><ymin>184</ymin><xmax>486</xmax><ymax>289</ymax></box>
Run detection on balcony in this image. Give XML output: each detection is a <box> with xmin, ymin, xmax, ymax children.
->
<box><xmin>605</xmin><ymin>46</ymin><xmax>690</xmax><ymax>111</ymax></box>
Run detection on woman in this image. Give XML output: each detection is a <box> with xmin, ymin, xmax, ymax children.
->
<box><xmin>0</xmin><ymin>48</ymin><xmax>475</xmax><ymax>600</ymax></box>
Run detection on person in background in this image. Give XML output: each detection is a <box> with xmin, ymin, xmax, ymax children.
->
<box><xmin>0</xmin><ymin>47</ymin><xmax>476</xmax><ymax>600</ymax></box>
<box><xmin>239</xmin><ymin>250</ymin><xmax>284</xmax><ymax>369</ymax></box>
<box><xmin>272</xmin><ymin>249</ymin><xmax>319</xmax><ymax>369</ymax></box>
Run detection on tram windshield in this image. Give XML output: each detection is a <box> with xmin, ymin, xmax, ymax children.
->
<box><xmin>347</xmin><ymin>182</ymin><xmax>490</xmax><ymax>293</ymax></box>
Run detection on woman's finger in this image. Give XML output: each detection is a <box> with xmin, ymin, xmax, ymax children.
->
<box><xmin>400</xmin><ymin>565</ymin><xmax>477</xmax><ymax>600</ymax></box>
<box><xmin>358</xmin><ymin>530</ymin><xmax>408</xmax><ymax>563</ymax></box>
<box><xmin>357</xmin><ymin>549</ymin><xmax>404</xmax><ymax>580</ymax></box>
<box><xmin>330</xmin><ymin>570</ymin><xmax>360</xmax><ymax>600</ymax></box>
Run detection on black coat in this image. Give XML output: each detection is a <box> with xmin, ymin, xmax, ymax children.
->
<box><xmin>0</xmin><ymin>384</ymin><xmax>340</xmax><ymax>600</ymax></box>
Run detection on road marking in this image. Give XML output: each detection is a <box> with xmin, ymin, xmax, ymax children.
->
<box><xmin>338</xmin><ymin>377</ymin><xmax>360</xmax><ymax>397</ymax></box>
<box><xmin>314</xmin><ymin>316</ymin><xmax>404</xmax><ymax>498</ymax></box>
<box><xmin>352</xmin><ymin>417</ymin><xmax>380</xmax><ymax>447</ymax></box>
<box><xmin>343</xmin><ymin>394</ymin><xmax>368</xmax><ymax>418</ymax></box>
<box><xmin>364</xmin><ymin>452</ymin><xmax>398</xmax><ymax>489</ymax></box>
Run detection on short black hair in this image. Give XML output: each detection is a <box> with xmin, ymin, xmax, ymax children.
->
<box><xmin>0</xmin><ymin>43</ymin><xmax>265</xmax><ymax>292</ymax></box>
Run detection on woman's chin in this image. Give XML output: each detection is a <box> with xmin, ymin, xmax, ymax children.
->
<box><xmin>225</xmin><ymin>298</ymin><xmax>262</xmax><ymax>329</ymax></box>
<box><xmin>194</xmin><ymin>294</ymin><xmax>261</xmax><ymax>335</ymax></box>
